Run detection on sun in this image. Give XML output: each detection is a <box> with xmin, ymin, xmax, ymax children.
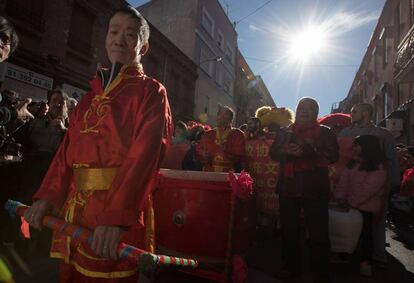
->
<box><xmin>288</xmin><ymin>25</ymin><xmax>328</xmax><ymax>63</ymax></box>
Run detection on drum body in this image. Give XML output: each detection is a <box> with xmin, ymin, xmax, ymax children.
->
<box><xmin>154</xmin><ymin>169</ymin><xmax>255</xmax><ymax>262</ymax></box>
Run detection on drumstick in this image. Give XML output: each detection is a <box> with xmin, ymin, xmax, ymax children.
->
<box><xmin>4</xmin><ymin>200</ymin><xmax>198</xmax><ymax>271</ymax></box>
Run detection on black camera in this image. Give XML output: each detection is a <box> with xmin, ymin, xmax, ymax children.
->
<box><xmin>0</xmin><ymin>89</ymin><xmax>22</xmax><ymax>108</ymax></box>
<box><xmin>0</xmin><ymin>135</ymin><xmax>22</xmax><ymax>163</ymax></box>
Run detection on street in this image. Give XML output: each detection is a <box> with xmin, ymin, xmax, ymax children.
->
<box><xmin>8</xmin><ymin>225</ymin><xmax>414</xmax><ymax>283</ymax></box>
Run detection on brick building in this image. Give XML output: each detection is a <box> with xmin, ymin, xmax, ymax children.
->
<box><xmin>139</xmin><ymin>0</ymin><xmax>238</xmax><ymax>126</ymax></box>
<box><xmin>234</xmin><ymin>49</ymin><xmax>276</xmax><ymax>125</ymax></box>
<box><xmin>143</xmin><ymin>23</ymin><xmax>197</xmax><ymax>122</ymax></box>
<box><xmin>0</xmin><ymin>0</ymin><xmax>196</xmax><ymax>122</ymax></box>
<box><xmin>333</xmin><ymin>0</ymin><xmax>414</xmax><ymax>144</ymax></box>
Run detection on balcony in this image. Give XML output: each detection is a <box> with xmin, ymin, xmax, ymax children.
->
<box><xmin>395</xmin><ymin>25</ymin><xmax>414</xmax><ymax>83</ymax></box>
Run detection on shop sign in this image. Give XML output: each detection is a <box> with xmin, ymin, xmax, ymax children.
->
<box><xmin>5</xmin><ymin>63</ymin><xmax>53</xmax><ymax>90</ymax></box>
<box><xmin>61</xmin><ymin>83</ymin><xmax>87</xmax><ymax>100</ymax></box>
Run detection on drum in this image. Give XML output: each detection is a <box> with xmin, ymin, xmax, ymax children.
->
<box><xmin>154</xmin><ymin>169</ymin><xmax>256</xmax><ymax>263</ymax></box>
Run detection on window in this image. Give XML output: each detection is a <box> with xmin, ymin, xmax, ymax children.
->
<box><xmin>216</xmin><ymin>68</ymin><xmax>223</xmax><ymax>86</ymax></box>
<box><xmin>380</xmin><ymin>27</ymin><xmax>388</xmax><ymax>67</ymax></box>
<box><xmin>199</xmin><ymin>48</ymin><xmax>214</xmax><ymax>77</ymax></box>
<box><xmin>68</xmin><ymin>3</ymin><xmax>95</xmax><ymax>55</ymax></box>
<box><xmin>396</xmin><ymin>84</ymin><xmax>401</xmax><ymax>107</ymax></box>
<box><xmin>168</xmin><ymin>72</ymin><xmax>180</xmax><ymax>102</ymax></box>
<box><xmin>394</xmin><ymin>3</ymin><xmax>403</xmax><ymax>45</ymax></box>
<box><xmin>372</xmin><ymin>47</ymin><xmax>378</xmax><ymax>82</ymax></box>
<box><xmin>201</xmin><ymin>8</ymin><xmax>214</xmax><ymax>37</ymax></box>
<box><xmin>373</xmin><ymin>96</ymin><xmax>379</xmax><ymax>124</ymax></box>
<box><xmin>223</xmin><ymin>75</ymin><xmax>233</xmax><ymax>96</ymax></box>
<box><xmin>381</xmin><ymin>83</ymin><xmax>391</xmax><ymax>118</ymax></box>
<box><xmin>225</xmin><ymin>44</ymin><xmax>234</xmax><ymax>65</ymax></box>
<box><xmin>205</xmin><ymin>96</ymin><xmax>210</xmax><ymax>114</ymax></box>
<box><xmin>410</xmin><ymin>0</ymin><xmax>414</xmax><ymax>27</ymax></box>
<box><xmin>367</xmin><ymin>70</ymin><xmax>373</xmax><ymax>85</ymax></box>
<box><xmin>5</xmin><ymin>0</ymin><xmax>45</xmax><ymax>31</ymax></box>
<box><xmin>217</xmin><ymin>30</ymin><xmax>224</xmax><ymax>50</ymax></box>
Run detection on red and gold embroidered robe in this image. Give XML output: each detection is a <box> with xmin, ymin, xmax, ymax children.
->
<box><xmin>195</xmin><ymin>128</ymin><xmax>245</xmax><ymax>172</ymax></box>
<box><xmin>33</xmin><ymin>63</ymin><xmax>172</xmax><ymax>279</ymax></box>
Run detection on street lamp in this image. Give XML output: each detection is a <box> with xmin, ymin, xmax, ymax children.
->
<box><xmin>199</xmin><ymin>56</ymin><xmax>222</xmax><ymax>65</ymax></box>
<box><xmin>195</xmin><ymin>56</ymin><xmax>222</xmax><ymax>124</ymax></box>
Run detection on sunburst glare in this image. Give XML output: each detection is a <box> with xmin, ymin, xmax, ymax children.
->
<box><xmin>288</xmin><ymin>25</ymin><xmax>328</xmax><ymax>63</ymax></box>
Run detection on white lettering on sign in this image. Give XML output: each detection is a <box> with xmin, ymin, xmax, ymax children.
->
<box><xmin>5</xmin><ymin>63</ymin><xmax>53</xmax><ymax>90</ymax></box>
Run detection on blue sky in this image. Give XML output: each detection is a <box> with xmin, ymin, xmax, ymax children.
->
<box><xmin>128</xmin><ymin>0</ymin><xmax>385</xmax><ymax>116</ymax></box>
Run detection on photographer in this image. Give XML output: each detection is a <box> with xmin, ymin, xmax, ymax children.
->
<box><xmin>0</xmin><ymin>17</ymin><xmax>32</xmax><ymax>255</ymax></box>
<box><xmin>0</xmin><ymin>17</ymin><xmax>33</xmax><ymax>128</ymax></box>
<box><xmin>0</xmin><ymin>17</ymin><xmax>33</xmax><ymax>164</ymax></box>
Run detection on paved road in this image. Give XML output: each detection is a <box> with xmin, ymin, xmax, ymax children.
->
<box><xmin>7</xmin><ymin>225</ymin><xmax>414</xmax><ymax>283</ymax></box>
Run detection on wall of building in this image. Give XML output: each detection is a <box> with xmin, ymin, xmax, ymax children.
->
<box><xmin>194</xmin><ymin>0</ymin><xmax>237</xmax><ymax>125</ymax></box>
<box><xmin>0</xmin><ymin>0</ymin><xmax>125</xmax><ymax>100</ymax></box>
<box><xmin>0</xmin><ymin>0</ymin><xmax>196</xmax><ymax>121</ymax></box>
<box><xmin>234</xmin><ymin>50</ymin><xmax>276</xmax><ymax>126</ymax></box>
<box><xmin>335</xmin><ymin>0</ymin><xmax>414</xmax><ymax>144</ymax></box>
<box><xmin>139</xmin><ymin>0</ymin><xmax>197</xmax><ymax>60</ymax></box>
<box><xmin>139</xmin><ymin>0</ymin><xmax>237</xmax><ymax>126</ymax></box>
<box><xmin>143</xmin><ymin>23</ymin><xmax>198</xmax><ymax>122</ymax></box>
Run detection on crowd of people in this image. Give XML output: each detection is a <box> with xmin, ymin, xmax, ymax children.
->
<box><xmin>0</xmin><ymin>5</ymin><xmax>413</xmax><ymax>283</ymax></box>
<box><xmin>159</xmin><ymin>97</ymin><xmax>409</xmax><ymax>282</ymax></box>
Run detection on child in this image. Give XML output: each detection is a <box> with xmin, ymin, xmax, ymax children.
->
<box><xmin>334</xmin><ymin>135</ymin><xmax>387</xmax><ymax>277</ymax></box>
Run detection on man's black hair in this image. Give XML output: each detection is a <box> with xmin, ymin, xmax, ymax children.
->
<box><xmin>111</xmin><ymin>6</ymin><xmax>150</xmax><ymax>45</ymax></box>
<box><xmin>47</xmin><ymin>89</ymin><xmax>69</xmax><ymax>104</ymax></box>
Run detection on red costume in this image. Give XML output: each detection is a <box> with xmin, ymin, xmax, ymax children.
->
<box><xmin>33</xmin><ymin>63</ymin><xmax>172</xmax><ymax>281</ymax></box>
<box><xmin>195</xmin><ymin>128</ymin><xmax>245</xmax><ymax>172</ymax></box>
<box><xmin>245</xmin><ymin>135</ymin><xmax>280</xmax><ymax>215</ymax></box>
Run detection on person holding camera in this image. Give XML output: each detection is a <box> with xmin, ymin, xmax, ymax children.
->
<box><xmin>17</xmin><ymin>89</ymin><xmax>69</xmax><ymax>203</ymax></box>
<box><xmin>0</xmin><ymin>17</ymin><xmax>33</xmax><ymax>128</ymax></box>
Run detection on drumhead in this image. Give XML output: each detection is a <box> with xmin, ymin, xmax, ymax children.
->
<box><xmin>159</xmin><ymin>168</ymin><xmax>234</xmax><ymax>182</ymax></box>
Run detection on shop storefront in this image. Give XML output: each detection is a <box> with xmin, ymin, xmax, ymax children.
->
<box><xmin>0</xmin><ymin>62</ymin><xmax>53</xmax><ymax>101</ymax></box>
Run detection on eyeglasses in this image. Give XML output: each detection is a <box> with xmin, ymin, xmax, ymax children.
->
<box><xmin>0</xmin><ymin>33</ymin><xmax>12</xmax><ymax>47</ymax></box>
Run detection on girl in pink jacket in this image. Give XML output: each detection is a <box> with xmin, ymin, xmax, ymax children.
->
<box><xmin>334</xmin><ymin>135</ymin><xmax>387</xmax><ymax>277</ymax></box>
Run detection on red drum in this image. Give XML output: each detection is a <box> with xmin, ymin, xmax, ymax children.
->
<box><xmin>154</xmin><ymin>169</ymin><xmax>256</xmax><ymax>263</ymax></box>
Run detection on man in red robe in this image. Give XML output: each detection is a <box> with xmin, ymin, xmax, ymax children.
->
<box><xmin>25</xmin><ymin>6</ymin><xmax>172</xmax><ymax>282</ymax></box>
<box><xmin>196</xmin><ymin>106</ymin><xmax>245</xmax><ymax>172</ymax></box>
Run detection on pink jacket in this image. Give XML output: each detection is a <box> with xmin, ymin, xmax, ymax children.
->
<box><xmin>334</xmin><ymin>165</ymin><xmax>387</xmax><ymax>213</ymax></box>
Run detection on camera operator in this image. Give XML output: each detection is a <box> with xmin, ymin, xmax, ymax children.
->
<box><xmin>0</xmin><ymin>18</ymin><xmax>33</xmax><ymax>164</ymax></box>
<box><xmin>0</xmin><ymin>17</ymin><xmax>33</xmax><ymax>128</ymax></box>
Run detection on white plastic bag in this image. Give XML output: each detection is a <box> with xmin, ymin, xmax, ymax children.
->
<box><xmin>329</xmin><ymin>203</ymin><xmax>363</xmax><ymax>253</ymax></box>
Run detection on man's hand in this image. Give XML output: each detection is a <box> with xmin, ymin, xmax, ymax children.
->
<box><xmin>16</xmin><ymin>98</ymin><xmax>34</xmax><ymax>122</ymax></box>
<box><xmin>91</xmin><ymin>226</ymin><xmax>123</xmax><ymax>260</ymax></box>
<box><xmin>24</xmin><ymin>200</ymin><xmax>52</xmax><ymax>230</ymax></box>
<box><xmin>50</xmin><ymin>118</ymin><xmax>66</xmax><ymax>130</ymax></box>
<box><xmin>285</xmin><ymin>143</ymin><xmax>303</xmax><ymax>157</ymax></box>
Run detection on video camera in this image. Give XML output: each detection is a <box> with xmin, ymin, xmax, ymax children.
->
<box><xmin>0</xmin><ymin>90</ymin><xmax>24</xmax><ymax>108</ymax></box>
<box><xmin>0</xmin><ymin>90</ymin><xmax>24</xmax><ymax>164</ymax></box>
<box><xmin>0</xmin><ymin>134</ymin><xmax>22</xmax><ymax>163</ymax></box>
